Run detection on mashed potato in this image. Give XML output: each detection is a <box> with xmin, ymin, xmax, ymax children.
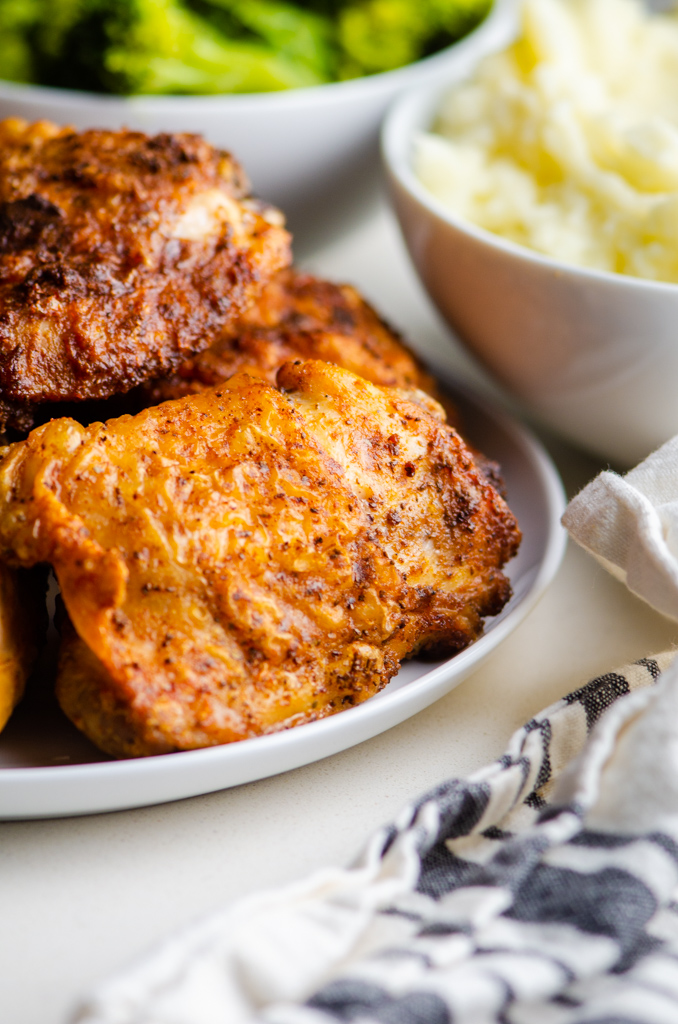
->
<box><xmin>415</xmin><ymin>0</ymin><xmax>678</xmax><ymax>281</ymax></box>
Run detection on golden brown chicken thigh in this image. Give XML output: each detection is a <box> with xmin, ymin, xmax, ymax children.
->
<box><xmin>0</xmin><ymin>119</ymin><xmax>290</xmax><ymax>431</ymax></box>
<box><xmin>139</xmin><ymin>268</ymin><xmax>440</xmax><ymax>404</ymax></box>
<box><xmin>0</xmin><ymin>362</ymin><xmax>520</xmax><ymax>757</ymax></box>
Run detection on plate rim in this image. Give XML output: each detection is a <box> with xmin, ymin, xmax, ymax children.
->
<box><xmin>0</xmin><ymin>376</ymin><xmax>567</xmax><ymax>818</ymax></box>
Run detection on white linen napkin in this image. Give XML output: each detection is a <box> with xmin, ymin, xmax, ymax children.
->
<box><xmin>73</xmin><ymin>438</ymin><xmax>678</xmax><ymax>1024</ymax></box>
<box><xmin>563</xmin><ymin>434</ymin><xmax>678</xmax><ymax>620</ymax></box>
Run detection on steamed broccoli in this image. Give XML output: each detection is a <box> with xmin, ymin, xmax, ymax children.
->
<box><xmin>0</xmin><ymin>0</ymin><xmax>492</xmax><ymax>94</ymax></box>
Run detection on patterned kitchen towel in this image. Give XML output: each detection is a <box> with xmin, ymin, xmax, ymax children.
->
<box><xmin>73</xmin><ymin>438</ymin><xmax>678</xmax><ymax>1024</ymax></box>
<box><xmin>73</xmin><ymin>651</ymin><xmax>678</xmax><ymax>1024</ymax></box>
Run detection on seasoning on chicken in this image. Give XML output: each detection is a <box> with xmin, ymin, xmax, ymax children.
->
<box><xmin>0</xmin><ymin>361</ymin><xmax>520</xmax><ymax>757</ymax></box>
<box><xmin>139</xmin><ymin>268</ymin><xmax>441</xmax><ymax>405</ymax></box>
<box><xmin>0</xmin><ymin>118</ymin><xmax>291</xmax><ymax>431</ymax></box>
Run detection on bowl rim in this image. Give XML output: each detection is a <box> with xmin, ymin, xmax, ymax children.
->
<box><xmin>381</xmin><ymin>57</ymin><xmax>678</xmax><ymax>296</ymax></box>
<box><xmin>0</xmin><ymin>2</ymin><xmax>505</xmax><ymax>111</ymax></box>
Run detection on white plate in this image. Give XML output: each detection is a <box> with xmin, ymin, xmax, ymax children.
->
<box><xmin>0</xmin><ymin>378</ymin><xmax>566</xmax><ymax>819</ymax></box>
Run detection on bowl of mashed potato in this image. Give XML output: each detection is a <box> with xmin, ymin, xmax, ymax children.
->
<box><xmin>383</xmin><ymin>0</ymin><xmax>678</xmax><ymax>464</ymax></box>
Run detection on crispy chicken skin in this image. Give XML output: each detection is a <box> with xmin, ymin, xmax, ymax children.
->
<box><xmin>0</xmin><ymin>118</ymin><xmax>290</xmax><ymax>430</ymax></box>
<box><xmin>0</xmin><ymin>361</ymin><xmax>520</xmax><ymax>757</ymax></box>
<box><xmin>0</xmin><ymin>565</ymin><xmax>45</xmax><ymax>732</ymax></box>
<box><xmin>139</xmin><ymin>267</ymin><xmax>441</xmax><ymax>405</ymax></box>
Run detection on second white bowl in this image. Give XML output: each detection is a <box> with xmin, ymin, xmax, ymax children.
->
<box><xmin>383</xmin><ymin>78</ymin><xmax>678</xmax><ymax>467</ymax></box>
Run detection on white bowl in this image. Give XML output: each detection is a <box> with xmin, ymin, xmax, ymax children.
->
<box><xmin>0</xmin><ymin>4</ymin><xmax>511</xmax><ymax>256</ymax></box>
<box><xmin>382</xmin><ymin>73</ymin><xmax>678</xmax><ymax>467</ymax></box>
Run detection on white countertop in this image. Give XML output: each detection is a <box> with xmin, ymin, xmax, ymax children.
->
<box><xmin>2</xmin><ymin>203</ymin><xmax>676</xmax><ymax>1024</ymax></box>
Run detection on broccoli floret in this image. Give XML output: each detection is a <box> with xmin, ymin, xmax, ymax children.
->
<box><xmin>337</xmin><ymin>0</ymin><xmax>430</xmax><ymax>77</ymax></box>
<box><xmin>0</xmin><ymin>0</ymin><xmax>43</xmax><ymax>82</ymax></box>
<box><xmin>104</xmin><ymin>0</ymin><xmax>329</xmax><ymax>93</ymax></box>
<box><xmin>337</xmin><ymin>0</ymin><xmax>492</xmax><ymax>78</ymax></box>
<box><xmin>27</xmin><ymin>0</ymin><xmax>120</xmax><ymax>92</ymax></box>
<box><xmin>0</xmin><ymin>0</ymin><xmax>128</xmax><ymax>92</ymax></box>
<box><xmin>192</xmin><ymin>0</ymin><xmax>333</xmax><ymax>81</ymax></box>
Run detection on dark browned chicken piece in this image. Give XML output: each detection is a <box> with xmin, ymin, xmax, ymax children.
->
<box><xmin>0</xmin><ymin>118</ymin><xmax>291</xmax><ymax>432</ymax></box>
<box><xmin>0</xmin><ymin>361</ymin><xmax>520</xmax><ymax>758</ymax></box>
<box><xmin>139</xmin><ymin>267</ymin><xmax>442</xmax><ymax>407</ymax></box>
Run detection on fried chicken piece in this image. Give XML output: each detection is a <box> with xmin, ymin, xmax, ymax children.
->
<box><xmin>24</xmin><ymin>267</ymin><xmax>459</xmax><ymax>438</ymax></box>
<box><xmin>0</xmin><ymin>119</ymin><xmax>290</xmax><ymax>431</ymax></box>
<box><xmin>0</xmin><ymin>565</ymin><xmax>46</xmax><ymax>732</ymax></box>
<box><xmin>0</xmin><ymin>362</ymin><xmax>520</xmax><ymax>757</ymax></box>
<box><xmin>139</xmin><ymin>267</ymin><xmax>442</xmax><ymax>406</ymax></box>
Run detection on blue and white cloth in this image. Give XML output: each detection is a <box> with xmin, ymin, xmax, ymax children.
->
<box><xmin>74</xmin><ymin>439</ymin><xmax>678</xmax><ymax>1024</ymax></box>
